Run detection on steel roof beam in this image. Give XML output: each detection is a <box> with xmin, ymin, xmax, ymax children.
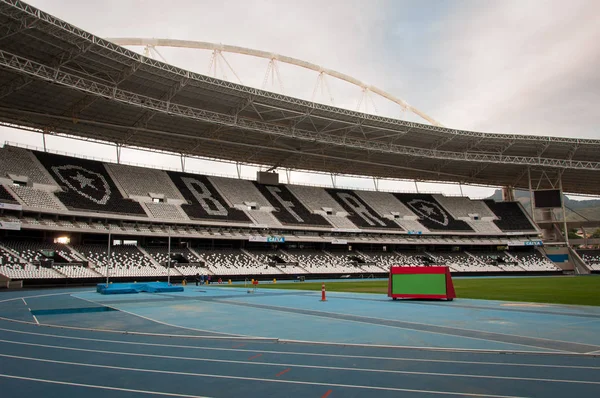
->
<box><xmin>2</xmin><ymin>48</ymin><xmax>598</xmax><ymax>171</ymax></box>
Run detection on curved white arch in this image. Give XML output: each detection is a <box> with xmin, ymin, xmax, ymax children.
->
<box><xmin>107</xmin><ymin>38</ymin><xmax>442</xmax><ymax>127</ymax></box>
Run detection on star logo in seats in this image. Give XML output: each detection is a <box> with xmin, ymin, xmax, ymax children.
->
<box><xmin>52</xmin><ymin>165</ymin><xmax>111</xmax><ymax>204</ymax></box>
<box><xmin>407</xmin><ymin>199</ymin><xmax>449</xmax><ymax>226</ymax></box>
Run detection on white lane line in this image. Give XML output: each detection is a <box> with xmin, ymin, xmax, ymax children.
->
<box><xmin>221</xmin><ymin>299</ymin><xmax>600</xmax><ymax>352</ymax></box>
<box><xmin>1</xmin><ymin>327</ymin><xmax>598</xmax><ymax>369</ymax></box>
<box><xmin>0</xmin><ymin>374</ymin><xmax>213</xmax><ymax>397</ymax></box>
<box><xmin>0</xmin><ymin>291</ymin><xmax>88</xmax><ymax>304</ymax></box>
<box><xmin>0</xmin><ymin>318</ymin><xmax>273</xmax><ymax>341</ymax></box>
<box><xmin>0</xmin><ymin>354</ymin><xmax>527</xmax><ymax>398</ymax></box>
<box><xmin>586</xmin><ymin>350</ymin><xmax>600</xmax><ymax>355</ymax></box>
<box><xmin>1</xmin><ymin>339</ymin><xmax>598</xmax><ymax>385</ymax></box>
<box><xmin>31</xmin><ymin>315</ymin><xmax>39</xmax><ymax>325</ymax></box>
<box><xmin>21</xmin><ymin>298</ymin><xmax>27</xmax><ymax>306</ymax></box>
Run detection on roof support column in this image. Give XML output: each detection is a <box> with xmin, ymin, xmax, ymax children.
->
<box><xmin>528</xmin><ymin>167</ymin><xmax>535</xmax><ymax>223</ymax></box>
<box><xmin>285</xmin><ymin>168</ymin><xmax>292</xmax><ymax>184</ymax></box>
<box><xmin>42</xmin><ymin>129</ymin><xmax>47</xmax><ymax>152</ymax></box>
<box><xmin>116</xmin><ymin>144</ymin><xmax>122</xmax><ymax>164</ymax></box>
<box><xmin>236</xmin><ymin>162</ymin><xmax>242</xmax><ymax>179</ymax></box>
<box><xmin>559</xmin><ymin>175</ymin><xmax>569</xmax><ymax>246</ymax></box>
<box><xmin>330</xmin><ymin>173</ymin><xmax>337</xmax><ymax>188</ymax></box>
<box><xmin>414</xmin><ymin>180</ymin><xmax>419</xmax><ymax>193</ymax></box>
<box><xmin>459</xmin><ymin>183</ymin><xmax>464</xmax><ymax>197</ymax></box>
<box><xmin>501</xmin><ymin>186</ymin><xmax>515</xmax><ymax>201</ymax></box>
<box><xmin>180</xmin><ymin>154</ymin><xmax>186</xmax><ymax>173</ymax></box>
<box><xmin>373</xmin><ymin>177</ymin><xmax>379</xmax><ymax>192</ymax></box>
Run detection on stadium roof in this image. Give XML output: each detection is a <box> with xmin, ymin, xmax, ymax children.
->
<box><xmin>1</xmin><ymin>0</ymin><xmax>600</xmax><ymax>195</ymax></box>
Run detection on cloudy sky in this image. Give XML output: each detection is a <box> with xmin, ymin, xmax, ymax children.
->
<box><xmin>1</xmin><ymin>0</ymin><xmax>598</xmax><ymax>198</ymax></box>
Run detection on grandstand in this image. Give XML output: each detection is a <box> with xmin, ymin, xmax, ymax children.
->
<box><xmin>0</xmin><ymin>0</ymin><xmax>599</xmax><ymax>284</ymax></box>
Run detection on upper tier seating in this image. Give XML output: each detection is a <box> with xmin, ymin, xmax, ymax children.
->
<box><xmin>34</xmin><ymin>151</ymin><xmax>146</xmax><ymax>216</ymax></box>
<box><xmin>464</xmin><ymin>220</ymin><xmax>503</xmax><ymax>234</ymax></box>
<box><xmin>0</xmin><ymin>146</ymin><xmax>56</xmax><ymax>186</ymax></box>
<box><xmin>167</xmin><ymin>172</ymin><xmax>250</xmax><ymax>223</ymax></box>
<box><xmin>254</xmin><ymin>183</ymin><xmax>331</xmax><ymax>227</ymax></box>
<box><xmin>577</xmin><ymin>250</ymin><xmax>600</xmax><ymax>271</ymax></box>
<box><xmin>484</xmin><ymin>200</ymin><xmax>537</xmax><ymax>231</ymax></box>
<box><xmin>245</xmin><ymin>210</ymin><xmax>282</xmax><ymax>227</ymax></box>
<box><xmin>320</xmin><ymin>215</ymin><xmax>357</xmax><ymax>229</ymax></box>
<box><xmin>144</xmin><ymin>202</ymin><xmax>188</xmax><ymax>221</ymax></box>
<box><xmin>209</xmin><ymin>176</ymin><xmax>271</xmax><ymax>207</ymax></box>
<box><xmin>433</xmin><ymin>195</ymin><xmax>496</xmax><ymax>219</ymax></box>
<box><xmin>107</xmin><ymin>163</ymin><xmax>184</xmax><ymax>199</ymax></box>
<box><xmin>355</xmin><ymin>191</ymin><xmax>429</xmax><ymax>232</ymax></box>
<box><xmin>326</xmin><ymin>189</ymin><xmax>403</xmax><ymax>230</ymax></box>
<box><xmin>288</xmin><ymin>185</ymin><xmax>345</xmax><ymax>212</ymax></box>
<box><xmin>0</xmin><ymin>185</ymin><xmax>18</xmax><ymax>203</ymax></box>
<box><xmin>394</xmin><ymin>194</ymin><xmax>473</xmax><ymax>231</ymax></box>
<box><xmin>9</xmin><ymin>186</ymin><xmax>66</xmax><ymax>211</ymax></box>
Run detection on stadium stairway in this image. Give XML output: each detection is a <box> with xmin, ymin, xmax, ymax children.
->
<box><xmin>0</xmin><ymin>244</ymin><xmax>33</xmax><ymax>266</ymax></box>
<box><xmin>186</xmin><ymin>247</ymin><xmax>214</xmax><ymax>275</ymax></box>
<box><xmin>137</xmin><ymin>246</ymin><xmax>164</xmax><ymax>268</ymax></box>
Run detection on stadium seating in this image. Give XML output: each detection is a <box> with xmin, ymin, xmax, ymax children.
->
<box><xmin>469</xmin><ymin>251</ymin><xmax>525</xmax><ymax>272</ymax></box>
<box><xmin>326</xmin><ymin>189</ymin><xmax>402</xmax><ymax>230</ymax></box>
<box><xmin>577</xmin><ymin>250</ymin><xmax>600</xmax><ymax>271</ymax></box>
<box><xmin>254</xmin><ymin>183</ymin><xmax>332</xmax><ymax>227</ymax></box>
<box><xmin>143</xmin><ymin>202</ymin><xmax>188</xmax><ymax>221</ymax></box>
<box><xmin>53</xmin><ymin>264</ymin><xmax>102</xmax><ymax>278</ymax></box>
<box><xmin>168</xmin><ymin>172</ymin><xmax>250</xmax><ymax>223</ymax></box>
<box><xmin>0</xmin><ymin>146</ymin><xmax>57</xmax><ymax>186</ymax></box>
<box><xmin>355</xmin><ymin>191</ymin><xmax>430</xmax><ymax>232</ymax></box>
<box><xmin>197</xmin><ymin>249</ymin><xmax>274</xmax><ymax>275</ymax></box>
<box><xmin>484</xmin><ymin>200</ymin><xmax>537</xmax><ymax>232</ymax></box>
<box><xmin>358</xmin><ymin>251</ymin><xmax>424</xmax><ymax>268</ymax></box>
<box><xmin>245</xmin><ymin>210</ymin><xmax>282</xmax><ymax>227</ymax></box>
<box><xmin>106</xmin><ymin>163</ymin><xmax>184</xmax><ymax>200</ymax></box>
<box><xmin>433</xmin><ymin>195</ymin><xmax>496</xmax><ymax>219</ymax></box>
<box><xmin>394</xmin><ymin>194</ymin><xmax>474</xmax><ymax>231</ymax></box>
<box><xmin>73</xmin><ymin>244</ymin><xmax>169</xmax><ymax>277</ymax></box>
<box><xmin>509</xmin><ymin>251</ymin><xmax>559</xmax><ymax>271</ymax></box>
<box><xmin>9</xmin><ymin>186</ymin><xmax>66</xmax><ymax>211</ymax></box>
<box><xmin>209</xmin><ymin>176</ymin><xmax>271</xmax><ymax>208</ymax></box>
<box><xmin>279</xmin><ymin>249</ymin><xmax>358</xmax><ymax>273</ymax></box>
<box><xmin>33</xmin><ymin>151</ymin><xmax>146</xmax><ymax>216</ymax></box>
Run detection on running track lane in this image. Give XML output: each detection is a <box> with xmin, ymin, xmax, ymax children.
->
<box><xmin>0</xmin><ymin>320</ymin><xmax>599</xmax><ymax>397</ymax></box>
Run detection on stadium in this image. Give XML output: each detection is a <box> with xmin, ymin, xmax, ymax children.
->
<box><xmin>0</xmin><ymin>1</ymin><xmax>599</xmax><ymax>397</ymax></box>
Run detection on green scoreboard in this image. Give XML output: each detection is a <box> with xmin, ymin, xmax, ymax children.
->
<box><xmin>388</xmin><ymin>266</ymin><xmax>456</xmax><ymax>301</ymax></box>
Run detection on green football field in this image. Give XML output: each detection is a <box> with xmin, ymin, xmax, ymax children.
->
<box><xmin>239</xmin><ymin>276</ymin><xmax>600</xmax><ymax>306</ymax></box>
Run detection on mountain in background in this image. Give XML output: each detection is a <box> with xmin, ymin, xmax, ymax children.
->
<box><xmin>487</xmin><ymin>190</ymin><xmax>600</xmax><ymax>224</ymax></box>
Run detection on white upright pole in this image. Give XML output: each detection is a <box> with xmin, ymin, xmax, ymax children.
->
<box><xmin>105</xmin><ymin>231</ymin><xmax>111</xmax><ymax>286</ymax></box>
<box><xmin>167</xmin><ymin>228</ymin><xmax>171</xmax><ymax>285</ymax></box>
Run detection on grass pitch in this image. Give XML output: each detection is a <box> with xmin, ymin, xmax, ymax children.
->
<box><xmin>243</xmin><ymin>276</ymin><xmax>600</xmax><ymax>306</ymax></box>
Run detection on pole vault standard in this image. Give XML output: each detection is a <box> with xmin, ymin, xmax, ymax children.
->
<box><xmin>105</xmin><ymin>231</ymin><xmax>111</xmax><ymax>286</ymax></box>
